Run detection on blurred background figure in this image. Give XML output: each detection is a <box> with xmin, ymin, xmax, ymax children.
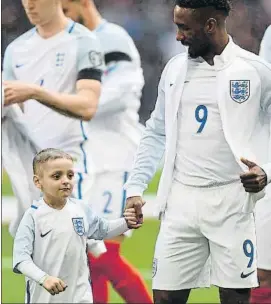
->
<box><xmin>60</xmin><ymin>0</ymin><xmax>152</xmax><ymax>303</ymax></box>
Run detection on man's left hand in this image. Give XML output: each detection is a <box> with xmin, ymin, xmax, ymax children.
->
<box><xmin>3</xmin><ymin>80</ymin><xmax>38</xmax><ymax>106</ymax></box>
<box><xmin>240</xmin><ymin>158</ymin><xmax>267</xmax><ymax>193</ymax></box>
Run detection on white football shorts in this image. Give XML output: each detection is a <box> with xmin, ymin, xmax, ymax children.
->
<box><xmin>152</xmin><ymin>180</ymin><xmax>259</xmax><ymax>290</ymax></box>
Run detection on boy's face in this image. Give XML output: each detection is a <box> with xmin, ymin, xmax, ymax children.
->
<box><xmin>34</xmin><ymin>158</ymin><xmax>75</xmax><ymax>200</ymax></box>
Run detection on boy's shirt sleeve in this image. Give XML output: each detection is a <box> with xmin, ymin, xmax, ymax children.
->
<box><xmin>13</xmin><ymin>209</ymin><xmax>35</xmax><ymax>272</ymax></box>
<box><xmin>82</xmin><ymin>203</ymin><xmax>128</xmax><ymax>239</ymax></box>
<box><xmin>13</xmin><ymin>208</ymin><xmax>47</xmax><ymax>282</ymax></box>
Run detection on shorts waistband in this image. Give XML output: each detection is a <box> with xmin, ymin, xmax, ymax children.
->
<box><xmin>173</xmin><ymin>178</ymin><xmax>241</xmax><ymax>189</ymax></box>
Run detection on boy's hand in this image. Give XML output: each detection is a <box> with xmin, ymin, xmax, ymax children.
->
<box><xmin>42</xmin><ymin>276</ymin><xmax>67</xmax><ymax>296</ymax></box>
<box><xmin>123</xmin><ymin>208</ymin><xmax>142</xmax><ymax>229</ymax></box>
<box><xmin>125</xmin><ymin>196</ymin><xmax>145</xmax><ymax>225</ymax></box>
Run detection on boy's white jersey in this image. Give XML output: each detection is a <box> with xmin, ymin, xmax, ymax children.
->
<box><xmin>88</xmin><ymin>20</ymin><xmax>145</xmax><ymax>173</ymax></box>
<box><xmin>3</xmin><ymin>19</ymin><xmax>104</xmax><ymax>174</ymax></box>
<box><xmin>13</xmin><ymin>198</ymin><xmax>110</xmax><ymax>303</ymax></box>
<box><xmin>259</xmin><ymin>25</ymin><xmax>271</xmax><ymax>63</ymax></box>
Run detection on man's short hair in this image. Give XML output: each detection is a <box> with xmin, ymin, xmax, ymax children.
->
<box><xmin>33</xmin><ymin>148</ymin><xmax>73</xmax><ymax>175</ymax></box>
<box><xmin>175</xmin><ymin>0</ymin><xmax>232</xmax><ymax>16</ymax></box>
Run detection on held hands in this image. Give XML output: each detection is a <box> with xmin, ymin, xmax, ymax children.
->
<box><xmin>123</xmin><ymin>196</ymin><xmax>145</xmax><ymax>229</ymax></box>
<box><xmin>240</xmin><ymin>158</ymin><xmax>267</xmax><ymax>193</ymax></box>
<box><xmin>42</xmin><ymin>276</ymin><xmax>67</xmax><ymax>296</ymax></box>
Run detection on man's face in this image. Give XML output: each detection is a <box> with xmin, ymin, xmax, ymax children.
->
<box><xmin>22</xmin><ymin>0</ymin><xmax>59</xmax><ymax>26</ymax></box>
<box><xmin>61</xmin><ymin>0</ymin><xmax>84</xmax><ymax>24</ymax></box>
<box><xmin>174</xmin><ymin>6</ymin><xmax>212</xmax><ymax>58</ymax></box>
<box><xmin>34</xmin><ymin>158</ymin><xmax>75</xmax><ymax>201</ymax></box>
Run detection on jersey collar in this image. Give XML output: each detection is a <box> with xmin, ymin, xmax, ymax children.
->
<box><xmin>93</xmin><ymin>19</ymin><xmax>107</xmax><ymax>33</ymax></box>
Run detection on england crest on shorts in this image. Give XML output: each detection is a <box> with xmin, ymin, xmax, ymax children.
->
<box><xmin>72</xmin><ymin>217</ymin><xmax>85</xmax><ymax>236</ymax></box>
<box><xmin>230</xmin><ymin>80</ymin><xmax>250</xmax><ymax>103</ymax></box>
<box><xmin>152</xmin><ymin>258</ymin><xmax>158</xmax><ymax>278</ymax></box>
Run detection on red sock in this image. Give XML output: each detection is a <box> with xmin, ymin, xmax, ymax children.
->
<box><xmin>93</xmin><ymin>241</ymin><xmax>153</xmax><ymax>303</ymax></box>
<box><xmin>88</xmin><ymin>253</ymin><xmax>109</xmax><ymax>303</ymax></box>
<box><xmin>250</xmin><ymin>288</ymin><xmax>271</xmax><ymax>303</ymax></box>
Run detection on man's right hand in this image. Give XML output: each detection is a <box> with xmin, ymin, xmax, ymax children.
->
<box><xmin>42</xmin><ymin>276</ymin><xmax>67</xmax><ymax>296</ymax></box>
<box><xmin>125</xmin><ymin>196</ymin><xmax>145</xmax><ymax>226</ymax></box>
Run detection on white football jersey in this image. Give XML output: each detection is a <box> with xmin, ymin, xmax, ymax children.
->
<box><xmin>87</xmin><ymin>19</ymin><xmax>145</xmax><ymax>173</ymax></box>
<box><xmin>259</xmin><ymin>25</ymin><xmax>271</xmax><ymax>63</ymax></box>
<box><xmin>174</xmin><ymin>57</ymin><xmax>241</xmax><ymax>186</ymax></box>
<box><xmin>13</xmin><ymin>198</ymin><xmax>114</xmax><ymax>303</ymax></box>
<box><xmin>3</xmin><ymin>19</ymin><xmax>104</xmax><ymax>174</ymax></box>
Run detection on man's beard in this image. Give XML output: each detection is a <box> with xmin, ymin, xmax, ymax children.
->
<box><xmin>188</xmin><ymin>40</ymin><xmax>211</xmax><ymax>59</ymax></box>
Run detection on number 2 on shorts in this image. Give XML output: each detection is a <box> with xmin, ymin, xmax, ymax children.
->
<box><xmin>195</xmin><ymin>105</ymin><xmax>208</xmax><ymax>133</ymax></box>
<box><xmin>243</xmin><ymin>239</ymin><xmax>254</xmax><ymax>268</ymax></box>
<box><xmin>103</xmin><ymin>191</ymin><xmax>112</xmax><ymax>214</ymax></box>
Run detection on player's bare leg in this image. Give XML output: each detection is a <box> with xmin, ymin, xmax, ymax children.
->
<box><xmin>153</xmin><ymin>289</ymin><xmax>190</xmax><ymax>304</ymax></box>
<box><xmin>219</xmin><ymin>287</ymin><xmax>250</xmax><ymax>304</ymax></box>
<box><xmin>258</xmin><ymin>269</ymin><xmax>271</xmax><ymax>288</ymax></box>
<box><xmin>250</xmin><ymin>269</ymin><xmax>271</xmax><ymax>303</ymax></box>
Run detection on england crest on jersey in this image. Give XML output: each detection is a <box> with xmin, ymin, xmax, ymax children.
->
<box><xmin>230</xmin><ymin>80</ymin><xmax>250</xmax><ymax>103</ymax></box>
<box><xmin>56</xmin><ymin>52</ymin><xmax>65</xmax><ymax>67</ymax></box>
<box><xmin>72</xmin><ymin>217</ymin><xmax>85</xmax><ymax>236</ymax></box>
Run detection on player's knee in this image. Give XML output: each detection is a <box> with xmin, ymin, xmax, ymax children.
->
<box><xmin>219</xmin><ymin>287</ymin><xmax>250</xmax><ymax>304</ymax></box>
<box><xmin>258</xmin><ymin>269</ymin><xmax>271</xmax><ymax>287</ymax></box>
<box><xmin>153</xmin><ymin>289</ymin><xmax>190</xmax><ymax>304</ymax></box>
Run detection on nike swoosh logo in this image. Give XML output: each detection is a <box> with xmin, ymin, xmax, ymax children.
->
<box><xmin>15</xmin><ymin>64</ymin><xmax>24</xmax><ymax>68</ymax></box>
<box><xmin>240</xmin><ymin>270</ymin><xmax>255</xmax><ymax>279</ymax></box>
<box><xmin>170</xmin><ymin>83</ymin><xmax>174</xmax><ymax>87</ymax></box>
<box><xmin>40</xmin><ymin>230</ymin><xmax>52</xmax><ymax>238</ymax></box>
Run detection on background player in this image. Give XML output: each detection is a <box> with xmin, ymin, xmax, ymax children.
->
<box><xmin>124</xmin><ymin>0</ymin><xmax>271</xmax><ymax>303</ymax></box>
<box><xmin>61</xmin><ymin>0</ymin><xmax>152</xmax><ymax>303</ymax></box>
<box><xmin>13</xmin><ymin>148</ymin><xmax>141</xmax><ymax>303</ymax></box>
<box><xmin>250</xmin><ymin>24</ymin><xmax>271</xmax><ymax>304</ymax></box>
<box><xmin>3</xmin><ymin>0</ymin><xmax>104</xmax><ymax>235</ymax></box>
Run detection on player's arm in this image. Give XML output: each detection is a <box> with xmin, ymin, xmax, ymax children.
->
<box><xmin>32</xmin><ymin>78</ymin><xmax>101</xmax><ymax>121</ymax></box>
<box><xmin>3</xmin><ymin>78</ymin><xmax>101</xmax><ymax>120</ymax></box>
<box><xmin>82</xmin><ymin>202</ymin><xmax>140</xmax><ymax>240</ymax></box>
<box><xmin>4</xmin><ymin>35</ymin><xmax>104</xmax><ymax>121</ymax></box>
<box><xmin>94</xmin><ymin>55</ymin><xmax>144</xmax><ymax>118</ymax></box>
<box><xmin>123</xmin><ymin>62</ymin><xmax>168</xmax><ymax>199</ymax></box>
<box><xmin>34</xmin><ymin>35</ymin><xmax>104</xmax><ymax>121</ymax></box>
<box><xmin>13</xmin><ymin>209</ymin><xmax>67</xmax><ymax>295</ymax></box>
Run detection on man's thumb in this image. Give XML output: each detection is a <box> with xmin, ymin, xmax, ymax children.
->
<box><xmin>241</xmin><ymin>157</ymin><xmax>257</xmax><ymax>169</ymax></box>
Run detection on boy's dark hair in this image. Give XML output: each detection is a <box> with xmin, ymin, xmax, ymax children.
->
<box><xmin>33</xmin><ymin>148</ymin><xmax>73</xmax><ymax>175</ymax></box>
<box><xmin>175</xmin><ymin>0</ymin><xmax>232</xmax><ymax>16</ymax></box>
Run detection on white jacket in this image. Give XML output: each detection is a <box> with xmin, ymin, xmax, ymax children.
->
<box><xmin>125</xmin><ymin>37</ymin><xmax>271</xmax><ymax>217</ymax></box>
